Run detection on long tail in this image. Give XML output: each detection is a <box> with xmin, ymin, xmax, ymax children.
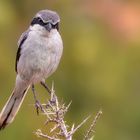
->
<box><xmin>0</xmin><ymin>76</ymin><xmax>30</xmax><ymax>130</ymax></box>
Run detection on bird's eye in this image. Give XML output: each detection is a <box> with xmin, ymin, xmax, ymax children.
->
<box><xmin>38</xmin><ymin>18</ymin><xmax>43</xmax><ymax>23</ymax></box>
<box><xmin>52</xmin><ymin>23</ymin><xmax>59</xmax><ymax>30</ymax></box>
<box><xmin>55</xmin><ymin>23</ymin><xmax>59</xmax><ymax>30</ymax></box>
<box><xmin>31</xmin><ymin>17</ymin><xmax>44</xmax><ymax>26</ymax></box>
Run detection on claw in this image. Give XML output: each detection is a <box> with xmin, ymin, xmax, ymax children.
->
<box><xmin>35</xmin><ymin>100</ymin><xmax>40</xmax><ymax>115</ymax></box>
<box><xmin>35</xmin><ymin>100</ymin><xmax>43</xmax><ymax>115</ymax></box>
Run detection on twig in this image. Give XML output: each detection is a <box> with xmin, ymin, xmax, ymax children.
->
<box><xmin>36</xmin><ymin>129</ymin><xmax>60</xmax><ymax>140</ymax></box>
<box><xmin>84</xmin><ymin>109</ymin><xmax>102</xmax><ymax>140</ymax></box>
<box><xmin>34</xmin><ymin>84</ymin><xmax>102</xmax><ymax>140</ymax></box>
<box><xmin>69</xmin><ymin>116</ymin><xmax>90</xmax><ymax>137</ymax></box>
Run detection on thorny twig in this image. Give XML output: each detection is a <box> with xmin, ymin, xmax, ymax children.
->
<box><xmin>34</xmin><ymin>84</ymin><xmax>102</xmax><ymax>140</ymax></box>
<box><xmin>84</xmin><ymin>110</ymin><xmax>102</xmax><ymax>140</ymax></box>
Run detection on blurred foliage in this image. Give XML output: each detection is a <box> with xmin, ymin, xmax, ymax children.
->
<box><xmin>0</xmin><ymin>0</ymin><xmax>140</xmax><ymax>140</ymax></box>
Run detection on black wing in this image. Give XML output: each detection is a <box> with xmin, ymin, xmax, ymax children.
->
<box><xmin>15</xmin><ymin>30</ymin><xmax>28</xmax><ymax>73</ymax></box>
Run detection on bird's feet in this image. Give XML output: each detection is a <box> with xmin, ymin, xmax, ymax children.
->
<box><xmin>34</xmin><ymin>100</ymin><xmax>43</xmax><ymax>115</ymax></box>
<box><xmin>32</xmin><ymin>85</ymin><xmax>43</xmax><ymax>115</ymax></box>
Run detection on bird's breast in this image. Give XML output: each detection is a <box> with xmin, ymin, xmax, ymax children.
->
<box><xmin>17</xmin><ymin>30</ymin><xmax>63</xmax><ymax>83</ymax></box>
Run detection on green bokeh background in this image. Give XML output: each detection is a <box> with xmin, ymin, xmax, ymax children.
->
<box><xmin>0</xmin><ymin>0</ymin><xmax>140</xmax><ymax>140</ymax></box>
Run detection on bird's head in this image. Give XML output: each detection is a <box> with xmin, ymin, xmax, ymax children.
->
<box><xmin>30</xmin><ymin>10</ymin><xmax>60</xmax><ymax>34</ymax></box>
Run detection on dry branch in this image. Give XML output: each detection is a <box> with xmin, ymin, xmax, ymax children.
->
<box><xmin>34</xmin><ymin>84</ymin><xmax>102</xmax><ymax>140</ymax></box>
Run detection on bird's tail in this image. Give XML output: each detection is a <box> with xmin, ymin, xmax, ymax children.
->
<box><xmin>0</xmin><ymin>77</ymin><xmax>30</xmax><ymax>130</ymax></box>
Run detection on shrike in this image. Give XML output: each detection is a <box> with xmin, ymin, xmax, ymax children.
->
<box><xmin>0</xmin><ymin>9</ymin><xmax>63</xmax><ymax>129</ymax></box>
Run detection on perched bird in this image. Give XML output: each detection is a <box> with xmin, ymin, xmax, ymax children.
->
<box><xmin>0</xmin><ymin>9</ymin><xmax>63</xmax><ymax>129</ymax></box>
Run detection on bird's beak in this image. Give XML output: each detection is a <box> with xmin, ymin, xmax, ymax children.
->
<box><xmin>45</xmin><ymin>23</ymin><xmax>52</xmax><ymax>32</ymax></box>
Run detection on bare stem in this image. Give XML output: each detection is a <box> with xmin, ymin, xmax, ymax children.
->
<box><xmin>84</xmin><ymin>109</ymin><xmax>102</xmax><ymax>140</ymax></box>
<box><xmin>34</xmin><ymin>84</ymin><xmax>102</xmax><ymax>140</ymax></box>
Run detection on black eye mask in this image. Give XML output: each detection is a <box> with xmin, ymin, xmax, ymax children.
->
<box><xmin>31</xmin><ymin>17</ymin><xmax>45</xmax><ymax>26</ymax></box>
<box><xmin>31</xmin><ymin>17</ymin><xmax>59</xmax><ymax>30</ymax></box>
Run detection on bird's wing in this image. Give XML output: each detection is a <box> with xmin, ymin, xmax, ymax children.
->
<box><xmin>15</xmin><ymin>30</ymin><xmax>29</xmax><ymax>72</ymax></box>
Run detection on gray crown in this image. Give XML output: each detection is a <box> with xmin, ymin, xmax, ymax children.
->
<box><xmin>35</xmin><ymin>10</ymin><xmax>60</xmax><ymax>25</ymax></box>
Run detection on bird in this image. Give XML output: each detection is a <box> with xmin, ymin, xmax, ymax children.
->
<box><xmin>0</xmin><ymin>9</ymin><xmax>63</xmax><ymax>130</ymax></box>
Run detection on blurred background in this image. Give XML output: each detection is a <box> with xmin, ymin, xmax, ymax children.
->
<box><xmin>0</xmin><ymin>0</ymin><xmax>140</xmax><ymax>140</ymax></box>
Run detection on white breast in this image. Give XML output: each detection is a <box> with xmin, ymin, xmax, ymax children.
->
<box><xmin>17</xmin><ymin>28</ymin><xmax>63</xmax><ymax>84</ymax></box>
